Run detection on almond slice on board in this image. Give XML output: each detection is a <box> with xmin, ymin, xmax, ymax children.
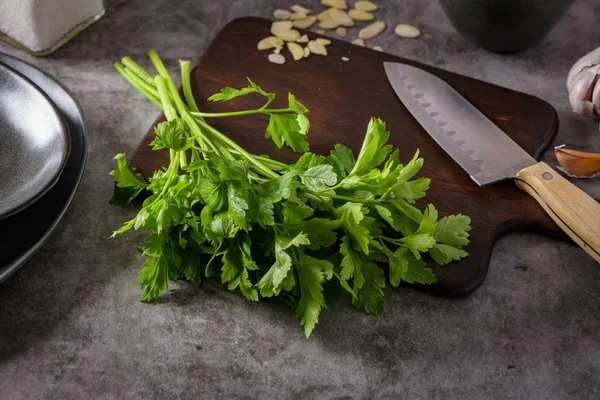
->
<box><xmin>319</xmin><ymin>18</ymin><xmax>340</xmax><ymax>29</ymax></box>
<box><xmin>268</xmin><ymin>53</ymin><xmax>286</xmax><ymax>64</ymax></box>
<box><xmin>336</xmin><ymin>26</ymin><xmax>347</xmax><ymax>37</ymax></box>
<box><xmin>348</xmin><ymin>9</ymin><xmax>374</xmax><ymax>21</ymax></box>
<box><xmin>273</xmin><ymin>9</ymin><xmax>292</xmax><ymax>20</ymax></box>
<box><xmin>329</xmin><ymin>8</ymin><xmax>355</xmax><ymax>27</ymax></box>
<box><xmin>293</xmin><ymin>16</ymin><xmax>317</xmax><ymax>29</ymax></box>
<box><xmin>358</xmin><ymin>21</ymin><xmax>385</xmax><ymax>40</ymax></box>
<box><xmin>291</xmin><ymin>5</ymin><xmax>312</xmax><ymax>14</ymax></box>
<box><xmin>394</xmin><ymin>24</ymin><xmax>421</xmax><ymax>38</ymax></box>
<box><xmin>257</xmin><ymin>37</ymin><xmax>276</xmax><ymax>50</ymax></box>
<box><xmin>308</xmin><ymin>40</ymin><xmax>328</xmax><ymax>55</ymax></box>
<box><xmin>271</xmin><ymin>21</ymin><xmax>293</xmax><ymax>32</ymax></box>
<box><xmin>287</xmin><ymin>42</ymin><xmax>304</xmax><ymax>61</ymax></box>
<box><xmin>303</xmin><ymin>46</ymin><xmax>310</xmax><ymax>58</ymax></box>
<box><xmin>275</xmin><ymin>29</ymin><xmax>301</xmax><ymax>42</ymax></box>
<box><xmin>289</xmin><ymin>12</ymin><xmax>308</xmax><ymax>20</ymax></box>
<box><xmin>355</xmin><ymin>1</ymin><xmax>378</xmax><ymax>11</ymax></box>
<box><xmin>342</xmin><ymin>56</ymin><xmax>350</xmax><ymax>62</ymax></box>
<box><xmin>316</xmin><ymin>38</ymin><xmax>331</xmax><ymax>45</ymax></box>
<box><xmin>316</xmin><ymin>29</ymin><xmax>325</xmax><ymax>34</ymax></box>
<box><xmin>296</xmin><ymin>34</ymin><xmax>309</xmax><ymax>43</ymax></box>
<box><xmin>257</xmin><ymin>36</ymin><xmax>284</xmax><ymax>50</ymax></box>
<box><xmin>322</xmin><ymin>0</ymin><xmax>347</xmax><ymax>9</ymax></box>
<box><xmin>352</xmin><ymin>38</ymin><xmax>365</xmax><ymax>46</ymax></box>
<box><xmin>372</xmin><ymin>45</ymin><xmax>384</xmax><ymax>52</ymax></box>
<box><xmin>317</xmin><ymin>8</ymin><xmax>333</xmax><ymax>21</ymax></box>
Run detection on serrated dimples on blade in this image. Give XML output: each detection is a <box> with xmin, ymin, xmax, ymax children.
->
<box><xmin>383</xmin><ymin>62</ymin><xmax>536</xmax><ymax>186</ymax></box>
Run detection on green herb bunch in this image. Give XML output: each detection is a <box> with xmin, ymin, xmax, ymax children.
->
<box><xmin>110</xmin><ymin>50</ymin><xmax>471</xmax><ymax>337</ymax></box>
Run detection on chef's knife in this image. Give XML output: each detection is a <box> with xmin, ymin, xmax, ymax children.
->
<box><xmin>384</xmin><ymin>61</ymin><xmax>600</xmax><ymax>263</ymax></box>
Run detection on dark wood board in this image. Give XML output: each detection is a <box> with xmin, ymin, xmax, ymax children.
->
<box><xmin>129</xmin><ymin>17</ymin><xmax>562</xmax><ymax>297</ymax></box>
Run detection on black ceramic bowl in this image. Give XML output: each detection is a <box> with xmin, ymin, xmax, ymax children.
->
<box><xmin>438</xmin><ymin>0</ymin><xmax>575</xmax><ymax>53</ymax></box>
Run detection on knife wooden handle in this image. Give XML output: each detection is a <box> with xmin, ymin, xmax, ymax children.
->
<box><xmin>515</xmin><ymin>162</ymin><xmax>600</xmax><ymax>263</ymax></box>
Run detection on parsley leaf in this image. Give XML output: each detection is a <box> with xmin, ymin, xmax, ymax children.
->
<box><xmin>434</xmin><ymin>215</ymin><xmax>471</xmax><ymax>247</ymax></box>
<box><xmin>299</xmin><ymin>164</ymin><xmax>337</xmax><ymax>191</ymax></box>
<box><xmin>330</xmin><ymin>144</ymin><xmax>356</xmax><ymax>174</ymax></box>
<box><xmin>295</xmin><ymin>253</ymin><xmax>332</xmax><ymax>338</ymax></box>
<box><xmin>151</xmin><ymin>119</ymin><xmax>191</xmax><ymax>151</ymax></box>
<box><xmin>208</xmin><ymin>77</ymin><xmax>274</xmax><ymax>102</ymax></box>
<box><xmin>221</xmin><ymin>233</ymin><xmax>259</xmax><ymax>301</ymax></box>
<box><xmin>349</xmin><ymin>118</ymin><xmax>392</xmax><ymax>176</ymax></box>
<box><xmin>265</xmin><ymin>114</ymin><xmax>310</xmax><ymax>153</ymax></box>
<box><xmin>353</xmin><ymin>259</ymin><xmax>385</xmax><ymax>315</ymax></box>
<box><xmin>110</xmin><ymin>153</ymin><xmax>148</xmax><ymax>205</ymax></box>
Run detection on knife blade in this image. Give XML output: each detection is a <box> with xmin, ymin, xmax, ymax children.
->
<box><xmin>384</xmin><ymin>61</ymin><xmax>600</xmax><ymax>263</ymax></box>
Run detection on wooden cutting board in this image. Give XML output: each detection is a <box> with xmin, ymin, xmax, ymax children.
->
<box><xmin>129</xmin><ymin>17</ymin><xmax>562</xmax><ymax>297</ymax></box>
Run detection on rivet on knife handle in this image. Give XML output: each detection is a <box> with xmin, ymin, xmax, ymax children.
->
<box><xmin>515</xmin><ymin>162</ymin><xmax>600</xmax><ymax>263</ymax></box>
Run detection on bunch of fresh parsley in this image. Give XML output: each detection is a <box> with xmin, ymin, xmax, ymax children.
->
<box><xmin>110</xmin><ymin>50</ymin><xmax>471</xmax><ymax>337</ymax></box>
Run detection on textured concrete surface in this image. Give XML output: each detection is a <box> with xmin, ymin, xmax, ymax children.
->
<box><xmin>1</xmin><ymin>0</ymin><xmax>600</xmax><ymax>399</ymax></box>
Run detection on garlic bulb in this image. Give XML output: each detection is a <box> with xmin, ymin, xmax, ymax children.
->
<box><xmin>566</xmin><ymin>47</ymin><xmax>600</xmax><ymax>120</ymax></box>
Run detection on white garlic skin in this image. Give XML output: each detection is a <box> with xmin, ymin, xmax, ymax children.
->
<box><xmin>567</xmin><ymin>47</ymin><xmax>600</xmax><ymax>91</ymax></box>
<box><xmin>566</xmin><ymin>47</ymin><xmax>600</xmax><ymax>119</ymax></box>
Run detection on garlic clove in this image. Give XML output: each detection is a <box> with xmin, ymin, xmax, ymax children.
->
<box><xmin>555</xmin><ymin>145</ymin><xmax>600</xmax><ymax>178</ymax></box>
<box><xmin>568</xmin><ymin>67</ymin><xmax>598</xmax><ymax>116</ymax></box>
<box><xmin>567</xmin><ymin>47</ymin><xmax>600</xmax><ymax>91</ymax></box>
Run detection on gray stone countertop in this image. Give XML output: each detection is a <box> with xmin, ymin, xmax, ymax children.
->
<box><xmin>1</xmin><ymin>0</ymin><xmax>600</xmax><ymax>399</ymax></box>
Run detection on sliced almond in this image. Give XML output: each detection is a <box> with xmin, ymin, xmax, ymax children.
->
<box><xmin>329</xmin><ymin>8</ymin><xmax>355</xmax><ymax>27</ymax></box>
<box><xmin>268</xmin><ymin>53</ymin><xmax>286</xmax><ymax>64</ymax></box>
<box><xmin>271</xmin><ymin>37</ymin><xmax>284</xmax><ymax>48</ymax></box>
<box><xmin>271</xmin><ymin>20</ymin><xmax>293</xmax><ymax>32</ymax></box>
<box><xmin>289</xmin><ymin>12</ymin><xmax>308</xmax><ymax>20</ymax></box>
<box><xmin>319</xmin><ymin>18</ymin><xmax>339</xmax><ymax>29</ymax></box>
<box><xmin>394</xmin><ymin>24</ymin><xmax>421</xmax><ymax>38</ymax></box>
<box><xmin>293</xmin><ymin>16</ymin><xmax>317</xmax><ymax>29</ymax></box>
<box><xmin>257</xmin><ymin>37</ymin><xmax>276</xmax><ymax>50</ymax></box>
<box><xmin>348</xmin><ymin>9</ymin><xmax>374</xmax><ymax>21</ymax></box>
<box><xmin>317</xmin><ymin>8</ymin><xmax>333</xmax><ymax>21</ymax></box>
<box><xmin>336</xmin><ymin>27</ymin><xmax>347</xmax><ymax>37</ymax></box>
<box><xmin>321</xmin><ymin>0</ymin><xmax>347</xmax><ymax>9</ymax></box>
<box><xmin>296</xmin><ymin>34</ymin><xmax>309</xmax><ymax>43</ymax></box>
<box><xmin>273</xmin><ymin>9</ymin><xmax>292</xmax><ymax>20</ymax></box>
<box><xmin>352</xmin><ymin>38</ymin><xmax>365</xmax><ymax>46</ymax></box>
<box><xmin>287</xmin><ymin>42</ymin><xmax>304</xmax><ymax>61</ymax></box>
<box><xmin>316</xmin><ymin>38</ymin><xmax>331</xmax><ymax>45</ymax></box>
<box><xmin>275</xmin><ymin>29</ymin><xmax>301</xmax><ymax>42</ymax></box>
<box><xmin>303</xmin><ymin>46</ymin><xmax>310</xmax><ymax>58</ymax></box>
<box><xmin>372</xmin><ymin>45</ymin><xmax>384</xmax><ymax>52</ymax></box>
<box><xmin>291</xmin><ymin>5</ymin><xmax>312</xmax><ymax>14</ymax></box>
<box><xmin>274</xmin><ymin>47</ymin><xmax>282</xmax><ymax>54</ymax></box>
<box><xmin>358</xmin><ymin>21</ymin><xmax>385</xmax><ymax>40</ymax></box>
<box><xmin>341</xmin><ymin>56</ymin><xmax>350</xmax><ymax>62</ymax></box>
<box><xmin>316</xmin><ymin>29</ymin><xmax>325</xmax><ymax>34</ymax></box>
<box><xmin>355</xmin><ymin>1</ymin><xmax>378</xmax><ymax>11</ymax></box>
<box><xmin>308</xmin><ymin>40</ymin><xmax>328</xmax><ymax>55</ymax></box>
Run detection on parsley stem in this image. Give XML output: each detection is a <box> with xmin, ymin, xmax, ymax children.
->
<box><xmin>148</xmin><ymin>49</ymin><xmax>172</xmax><ymax>81</ymax></box>
<box><xmin>313</xmin><ymin>192</ymin><xmax>380</xmax><ymax>204</ymax></box>
<box><xmin>228</xmin><ymin>150</ymin><xmax>290</xmax><ymax>170</ymax></box>
<box><xmin>155</xmin><ymin>75</ymin><xmax>177</xmax><ymax>121</ymax></box>
<box><xmin>121</xmin><ymin>57</ymin><xmax>154</xmax><ymax>84</ymax></box>
<box><xmin>381</xmin><ymin>236</ymin><xmax>403</xmax><ymax>245</ymax></box>
<box><xmin>190</xmin><ymin>108</ymin><xmax>293</xmax><ymax>119</ymax></box>
<box><xmin>114</xmin><ymin>63</ymin><xmax>161</xmax><ymax>108</ymax></box>
<box><xmin>260</xmin><ymin>95</ymin><xmax>275</xmax><ymax>110</ymax></box>
<box><xmin>180</xmin><ymin>60</ymin><xmax>199</xmax><ymax>112</ymax></box>
<box><xmin>194</xmin><ymin>117</ymin><xmax>279</xmax><ymax>179</ymax></box>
